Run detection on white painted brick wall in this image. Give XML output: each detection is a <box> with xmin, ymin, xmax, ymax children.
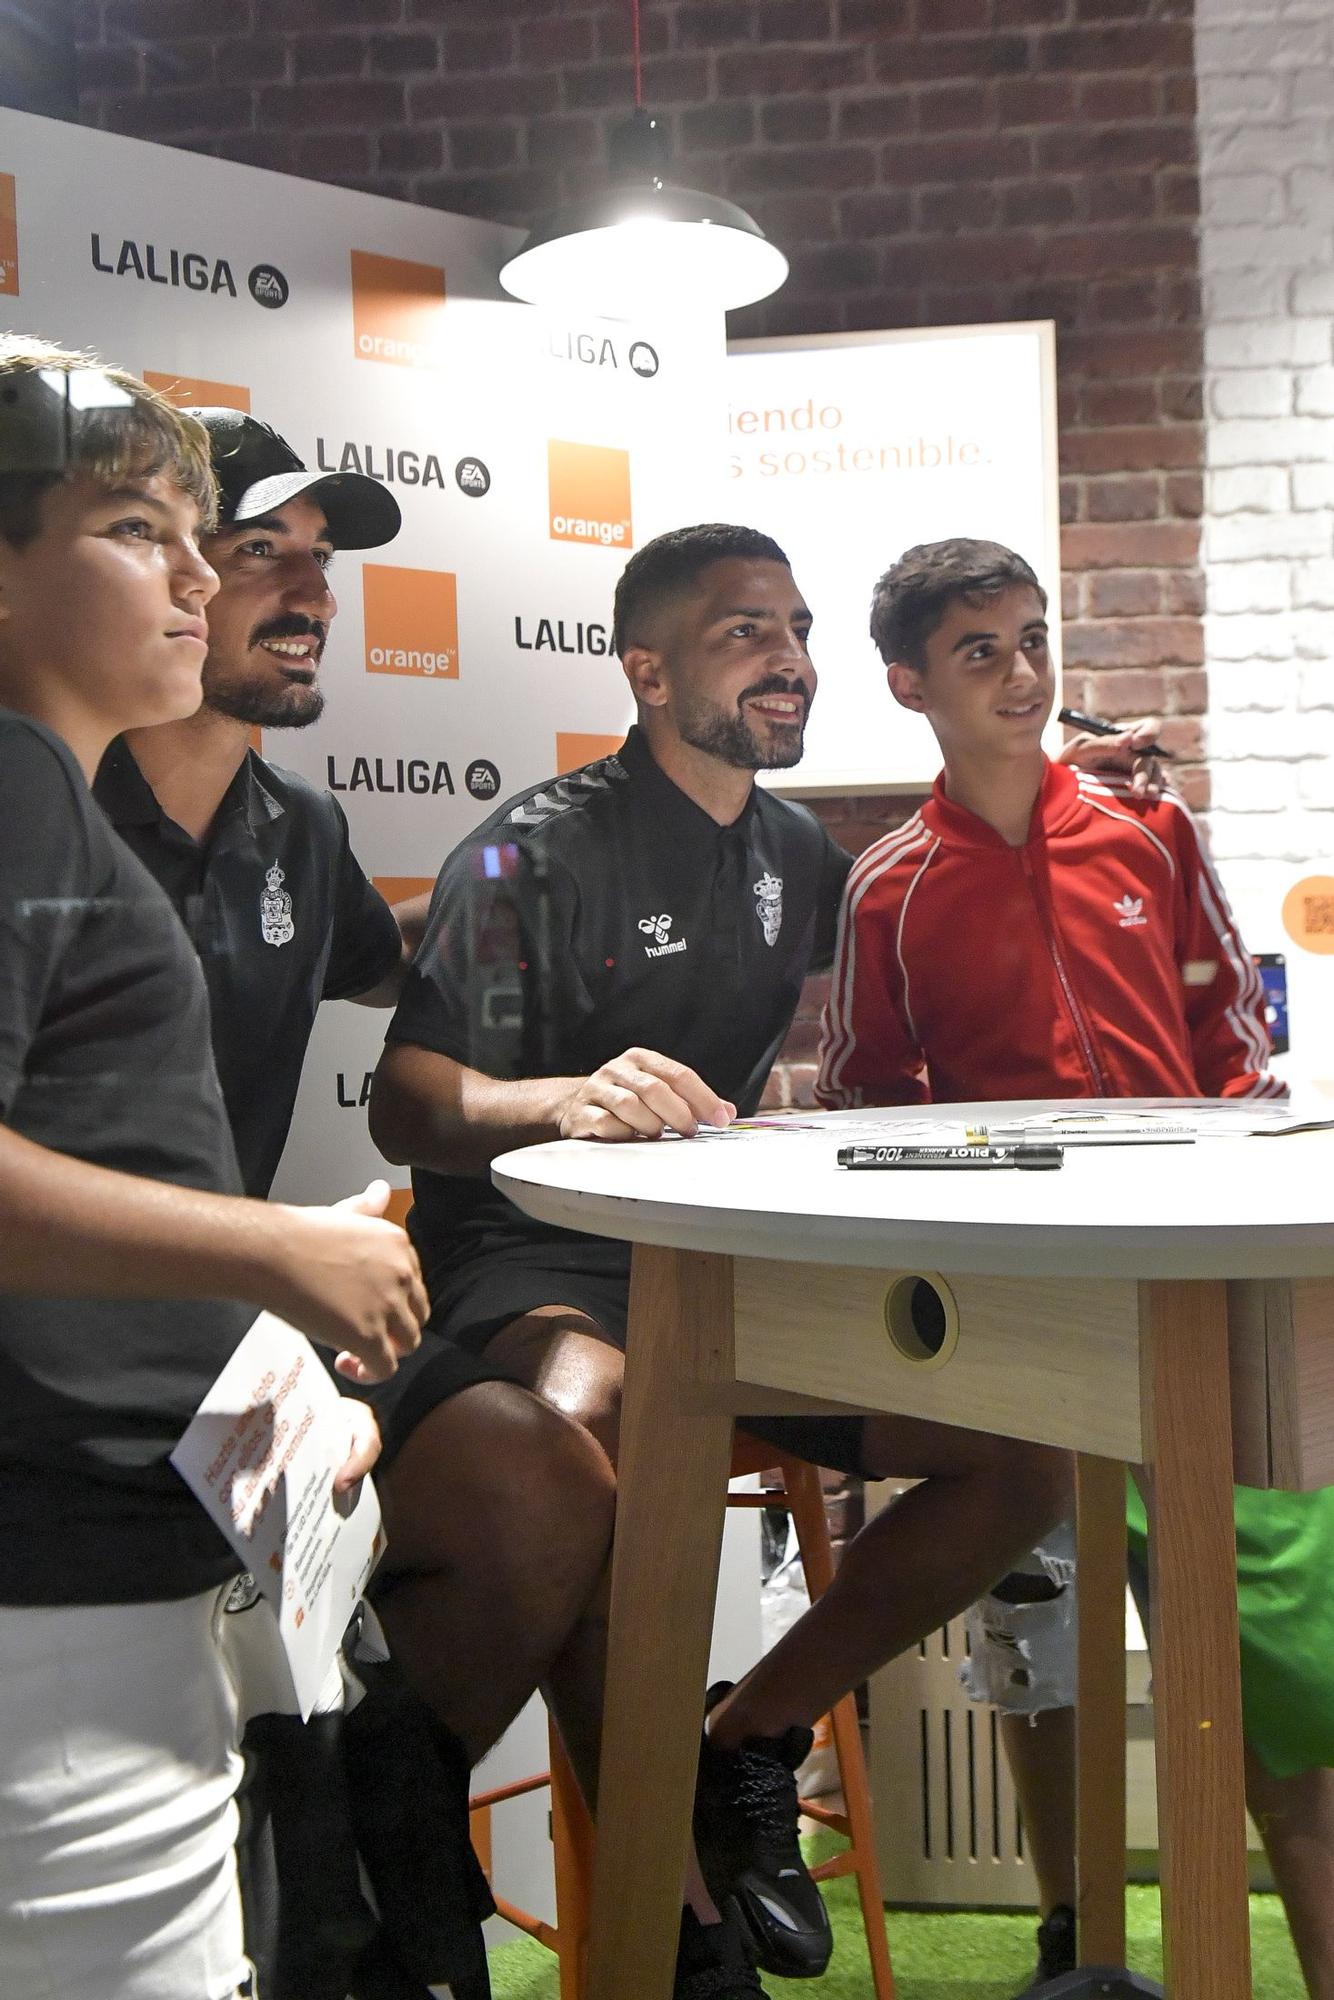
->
<box><xmin>1198</xmin><ymin>0</ymin><xmax>1334</xmax><ymax>870</ymax></box>
<box><xmin>1197</xmin><ymin>0</ymin><xmax>1334</xmax><ymax>1071</ymax></box>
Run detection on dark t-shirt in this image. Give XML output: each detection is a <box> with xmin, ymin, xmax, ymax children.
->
<box><xmin>95</xmin><ymin>741</ymin><xmax>402</xmax><ymax>1197</ymax></box>
<box><xmin>0</xmin><ymin>712</ymin><xmax>253</xmax><ymax>1605</ymax></box>
<box><xmin>386</xmin><ymin>727</ymin><xmax>851</xmax><ymax>1301</ymax></box>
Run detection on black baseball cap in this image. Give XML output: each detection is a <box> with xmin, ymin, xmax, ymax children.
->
<box><xmin>189</xmin><ymin>406</ymin><xmax>401</xmax><ymax>550</ymax></box>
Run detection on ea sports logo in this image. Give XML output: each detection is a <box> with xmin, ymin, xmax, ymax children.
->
<box><xmin>548</xmin><ymin>439</ymin><xmax>634</xmax><ymax>551</ymax></box>
<box><xmin>628</xmin><ymin>341</ymin><xmax>659</xmax><ymax>378</ymax></box>
<box><xmin>466</xmin><ymin>760</ymin><xmax>500</xmax><ymax>799</ymax></box>
<box><xmin>363</xmin><ymin>563</ymin><xmax>460</xmax><ymax>680</ymax></box>
<box><xmin>455</xmin><ymin>456</ymin><xmax>490</xmax><ymax>498</ymax></box>
<box><xmin>248</xmin><ymin>264</ymin><xmax>288</xmax><ymax>309</ymax></box>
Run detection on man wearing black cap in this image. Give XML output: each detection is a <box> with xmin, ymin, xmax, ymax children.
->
<box><xmin>93</xmin><ymin>409</ymin><xmax>616</xmax><ymax>2000</ymax></box>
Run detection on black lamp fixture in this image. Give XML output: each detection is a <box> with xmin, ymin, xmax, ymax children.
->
<box><xmin>499</xmin><ymin>0</ymin><xmax>788</xmax><ymax>319</ymax></box>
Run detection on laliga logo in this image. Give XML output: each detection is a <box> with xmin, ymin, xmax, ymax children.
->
<box><xmin>350</xmin><ymin>248</ymin><xmax>446</xmax><ymax>369</ymax></box>
<box><xmin>363</xmin><ymin>563</ymin><xmax>459</xmax><ymax>680</ymax></box>
<box><xmin>548</xmin><ymin>439</ymin><xmax>634</xmax><ymax>551</ymax></box>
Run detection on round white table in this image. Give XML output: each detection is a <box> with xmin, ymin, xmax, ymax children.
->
<box><xmin>494</xmin><ymin>1101</ymin><xmax>1334</xmax><ymax>2000</ymax></box>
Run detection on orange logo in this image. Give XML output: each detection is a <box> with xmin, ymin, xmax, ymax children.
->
<box><xmin>363</xmin><ymin>564</ymin><xmax>459</xmax><ymax>680</ymax></box>
<box><xmin>555</xmin><ymin>731</ymin><xmax>624</xmax><ymax>775</ymax></box>
<box><xmin>351</xmin><ymin>248</ymin><xmax>446</xmax><ymax>369</ymax></box>
<box><xmin>0</xmin><ymin>174</ymin><xmax>17</xmax><ymax>296</ymax></box>
<box><xmin>384</xmin><ymin>1187</ymin><xmax>414</xmax><ymax>1228</ymax></box>
<box><xmin>372</xmin><ymin>876</ymin><xmax>434</xmax><ymax>908</ymax></box>
<box><xmin>1283</xmin><ymin>875</ymin><xmax>1334</xmax><ymax>955</ymax></box>
<box><xmin>144</xmin><ymin>371</ymin><xmax>250</xmax><ymax>413</ymax></box>
<box><xmin>548</xmin><ymin>440</ymin><xmax>633</xmax><ymax>550</ymax></box>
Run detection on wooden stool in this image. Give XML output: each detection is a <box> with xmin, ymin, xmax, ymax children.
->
<box><xmin>468</xmin><ymin>1432</ymin><xmax>897</xmax><ymax>1999</ymax></box>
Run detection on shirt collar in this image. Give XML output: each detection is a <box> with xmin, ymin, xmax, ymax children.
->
<box><xmin>94</xmin><ymin>740</ymin><xmax>284</xmax><ymax>844</ymax></box>
<box><xmin>923</xmin><ymin>755</ymin><xmax>1079</xmax><ymax>850</ymax></box>
<box><xmin>616</xmin><ymin>724</ymin><xmax>758</xmax><ymax>847</ymax></box>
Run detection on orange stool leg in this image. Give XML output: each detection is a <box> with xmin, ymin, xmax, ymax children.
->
<box><xmin>550</xmin><ymin>1721</ymin><xmax>594</xmax><ymax>2000</ymax></box>
<box><xmin>782</xmin><ymin>1455</ymin><xmax>897</xmax><ymax>2000</ymax></box>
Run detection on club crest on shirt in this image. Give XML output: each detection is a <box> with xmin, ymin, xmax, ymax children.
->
<box><xmin>260</xmin><ymin>859</ymin><xmax>295</xmax><ymax>947</ymax></box>
<box><xmin>753</xmin><ymin>871</ymin><xmax>783</xmax><ymax>947</ymax></box>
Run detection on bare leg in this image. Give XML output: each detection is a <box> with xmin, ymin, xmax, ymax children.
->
<box><xmin>711</xmin><ymin>1416</ymin><xmax>1073</xmax><ymax>1748</ymax></box>
<box><xmin>1245</xmin><ymin>1748</ymin><xmax>1334</xmax><ymax>2000</ymax></box>
<box><xmin>372</xmin><ymin>1379</ymin><xmax>615</xmax><ymax>1765</ymax></box>
<box><xmin>1002</xmin><ymin>1707</ymin><xmax>1078</xmax><ymax>1917</ymax></box>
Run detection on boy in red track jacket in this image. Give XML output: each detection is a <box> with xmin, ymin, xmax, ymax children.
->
<box><xmin>817</xmin><ymin>539</ymin><xmax>1334</xmax><ymax>2000</ymax></box>
<box><xmin>816</xmin><ymin>539</ymin><xmax>1278</xmax><ymax>1111</ymax></box>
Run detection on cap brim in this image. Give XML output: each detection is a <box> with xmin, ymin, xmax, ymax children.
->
<box><xmin>227</xmin><ymin>468</ymin><xmax>402</xmax><ymax>550</ymax></box>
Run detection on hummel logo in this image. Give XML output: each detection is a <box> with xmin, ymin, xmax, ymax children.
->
<box><xmin>1114</xmin><ymin>894</ymin><xmax>1148</xmax><ymax>928</ymax></box>
<box><xmin>637</xmin><ymin>913</ymin><xmax>687</xmax><ymax>959</ymax></box>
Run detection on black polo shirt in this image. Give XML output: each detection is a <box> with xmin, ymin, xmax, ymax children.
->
<box><xmin>387</xmin><ymin>726</ymin><xmax>851</xmax><ymax>1296</ymax></box>
<box><xmin>0</xmin><ymin>712</ymin><xmax>251</xmax><ymax>1605</ymax></box>
<box><xmin>95</xmin><ymin>741</ymin><xmax>402</xmax><ymax>1198</ymax></box>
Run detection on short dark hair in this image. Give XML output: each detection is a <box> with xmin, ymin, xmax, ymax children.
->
<box><xmin>612</xmin><ymin>522</ymin><xmax>790</xmax><ymax>658</ymax></box>
<box><xmin>0</xmin><ymin>334</ymin><xmax>216</xmax><ymax>549</ymax></box>
<box><xmin>869</xmin><ymin>538</ymin><xmax>1046</xmax><ymax>669</ymax></box>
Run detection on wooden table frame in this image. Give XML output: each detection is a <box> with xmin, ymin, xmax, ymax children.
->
<box><xmin>584</xmin><ymin>1247</ymin><xmax>1256</xmax><ymax>2000</ymax></box>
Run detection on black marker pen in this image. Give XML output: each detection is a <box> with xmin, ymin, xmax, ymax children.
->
<box><xmin>1058</xmin><ymin>706</ymin><xmax>1172</xmax><ymax>761</ymax></box>
<box><xmin>837</xmin><ymin>1143</ymin><xmax>1064</xmax><ymax>1171</ymax></box>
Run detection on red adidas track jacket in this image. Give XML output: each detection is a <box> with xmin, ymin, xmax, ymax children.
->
<box><xmin>816</xmin><ymin>758</ymin><xmax>1282</xmax><ymax>1109</ymax></box>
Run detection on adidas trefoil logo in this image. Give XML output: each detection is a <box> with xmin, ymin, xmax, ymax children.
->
<box><xmin>1114</xmin><ymin>893</ymin><xmax>1147</xmax><ymax>929</ymax></box>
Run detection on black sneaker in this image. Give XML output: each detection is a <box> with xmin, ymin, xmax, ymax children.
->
<box><xmin>674</xmin><ymin>1906</ymin><xmax>769</xmax><ymax>1999</ymax></box>
<box><xmin>693</xmin><ymin>1683</ymin><xmax>833</xmax><ymax>1980</ymax></box>
<box><xmin>1016</xmin><ymin>1904</ymin><xmax>1077</xmax><ymax>1992</ymax></box>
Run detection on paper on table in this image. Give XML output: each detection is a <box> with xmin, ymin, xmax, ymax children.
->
<box><xmin>171</xmin><ymin>1312</ymin><xmax>385</xmax><ymax>1720</ymax></box>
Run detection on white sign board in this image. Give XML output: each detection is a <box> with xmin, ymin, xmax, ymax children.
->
<box><xmin>0</xmin><ymin>108</ymin><xmax>725</xmax><ymax>1203</ymax></box>
<box><xmin>726</xmin><ymin>323</ymin><xmax>1061</xmax><ymax>795</ymax></box>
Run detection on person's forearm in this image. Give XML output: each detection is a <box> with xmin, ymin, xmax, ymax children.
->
<box><xmin>369</xmin><ymin>1048</ymin><xmax>579</xmax><ymax>1175</ymax></box>
<box><xmin>0</xmin><ymin>1123</ymin><xmax>285</xmax><ymax>1304</ymax></box>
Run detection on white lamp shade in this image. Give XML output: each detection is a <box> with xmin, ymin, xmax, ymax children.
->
<box><xmin>499</xmin><ymin>183</ymin><xmax>788</xmax><ymax>319</ymax></box>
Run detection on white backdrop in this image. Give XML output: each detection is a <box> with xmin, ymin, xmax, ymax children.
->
<box><xmin>727</xmin><ymin>322</ymin><xmax>1062</xmax><ymax>796</ymax></box>
<box><xmin>0</xmin><ymin>107</ymin><xmax>727</xmax><ymax>1207</ymax></box>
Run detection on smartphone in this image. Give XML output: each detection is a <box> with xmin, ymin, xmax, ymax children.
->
<box><xmin>1255</xmin><ymin>952</ymin><xmax>1289</xmax><ymax>1056</ymax></box>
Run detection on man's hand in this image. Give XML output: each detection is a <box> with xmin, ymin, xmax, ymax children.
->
<box><xmin>334</xmin><ymin>1398</ymin><xmax>382</xmax><ymax>1496</ymax></box>
<box><xmin>1057</xmin><ymin>715</ymin><xmax>1165</xmax><ymax>799</ymax></box>
<box><xmin>267</xmin><ymin>1180</ymin><xmax>427</xmax><ymax>1384</ymax></box>
<box><xmin>558</xmin><ymin>1049</ymin><xmax>736</xmax><ymax>1142</ymax></box>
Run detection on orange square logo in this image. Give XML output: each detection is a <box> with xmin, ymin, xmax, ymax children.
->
<box><xmin>555</xmin><ymin>731</ymin><xmax>624</xmax><ymax>775</ymax></box>
<box><xmin>351</xmin><ymin>248</ymin><xmax>446</xmax><ymax>369</ymax></box>
<box><xmin>0</xmin><ymin>174</ymin><xmax>17</xmax><ymax>296</ymax></box>
<box><xmin>548</xmin><ymin>440</ymin><xmax>633</xmax><ymax>551</ymax></box>
<box><xmin>363</xmin><ymin>564</ymin><xmax>459</xmax><ymax>680</ymax></box>
<box><xmin>144</xmin><ymin>371</ymin><xmax>250</xmax><ymax>413</ymax></box>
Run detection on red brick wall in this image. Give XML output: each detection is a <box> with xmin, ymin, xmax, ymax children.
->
<box><xmin>73</xmin><ymin>0</ymin><xmax>1207</xmax><ymax>1097</ymax></box>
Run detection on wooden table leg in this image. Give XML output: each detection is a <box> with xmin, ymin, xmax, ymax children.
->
<box><xmin>585</xmin><ymin>1244</ymin><xmax>738</xmax><ymax>2000</ymax></box>
<box><xmin>1140</xmin><ymin>1279</ymin><xmax>1251</xmax><ymax>1999</ymax></box>
<box><xmin>1075</xmin><ymin>1450</ymin><xmax>1128</xmax><ymax>1967</ymax></box>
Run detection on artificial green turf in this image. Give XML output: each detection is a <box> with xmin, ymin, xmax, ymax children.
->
<box><xmin>486</xmin><ymin>1872</ymin><xmax>1304</xmax><ymax>1999</ymax></box>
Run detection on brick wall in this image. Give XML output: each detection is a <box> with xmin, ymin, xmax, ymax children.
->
<box><xmin>72</xmin><ymin>0</ymin><xmax>1212</xmax><ymax>1096</ymax></box>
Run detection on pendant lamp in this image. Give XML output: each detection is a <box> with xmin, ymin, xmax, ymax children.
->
<box><xmin>499</xmin><ymin>4</ymin><xmax>788</xmax><ymax>319</ymax></box>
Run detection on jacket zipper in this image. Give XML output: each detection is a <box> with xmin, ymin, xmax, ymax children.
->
<box><xmin>1019</xmin><ymin>847</ymin><xmax>1108</xmax><ymax>1092</ymax></box>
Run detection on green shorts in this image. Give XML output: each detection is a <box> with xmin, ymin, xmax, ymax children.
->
<box><xmin>1127</xmin><ymin>1480</ymin><xmax>1334</xmax><ymax>1779</ymax></box>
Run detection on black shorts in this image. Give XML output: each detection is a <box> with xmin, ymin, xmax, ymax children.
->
<box><xmin>421</xmin><ymin>1241</ymin><xmax>871</xmax><ymax>1479</ymax></box>
<box><xmin>354</xmin><ymin>1333</ymin><xmax>517</xmax><ymax>1465</ymax></box>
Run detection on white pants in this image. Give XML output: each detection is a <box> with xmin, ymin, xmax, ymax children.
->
<box><xmin>0</xmin><ymin>1584</ymin><xmax>252</xmax><ymax>1999</ymax></box>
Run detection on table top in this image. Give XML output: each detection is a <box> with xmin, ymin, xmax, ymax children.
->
<box><xmin>492</xmin><ymin>1099</ymin><xmax>1334</xmax><ymax>1281</ymax></box>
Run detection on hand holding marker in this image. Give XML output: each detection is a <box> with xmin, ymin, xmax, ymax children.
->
<box><xmin>1058</xmin><ymin>707</ymin><xmax>1172</xmax><ymax>762</ymax></box>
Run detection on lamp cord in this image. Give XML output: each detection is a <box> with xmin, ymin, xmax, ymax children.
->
<box><xmin>631</xmin><ymin>0</ymin><xmax>643</xmax><ymax>106</ymax></box>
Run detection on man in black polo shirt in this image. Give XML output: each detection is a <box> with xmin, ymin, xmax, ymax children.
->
<box><xmin>0</xmin><ymin>339</ymin><xmax>424</xmax><ymax>1999</ymax></box>
<box><xmin>91</xmin><ymin>410</ymin><xmax>617</xmax><ymax>1996</ymax></box>
<box><xmin>370</xmin><ymin>524</ymin><xmax>1074</xmax><ymax>1997</ymax></box>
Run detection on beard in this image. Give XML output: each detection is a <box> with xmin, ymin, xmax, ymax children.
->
<box><xmin>203</xmin><ymin>665</ymin><xmax>325</xmax><ymax>729</ymax></box>
<box><xmin>677</xmin><ymin>675</ymin><xmax>808</xmax><ymax>771</ymax></box>
<box><xmin>202</xmin><ymin>619</ymin><xmax>327</xmax><ymax>729</ymax></box>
